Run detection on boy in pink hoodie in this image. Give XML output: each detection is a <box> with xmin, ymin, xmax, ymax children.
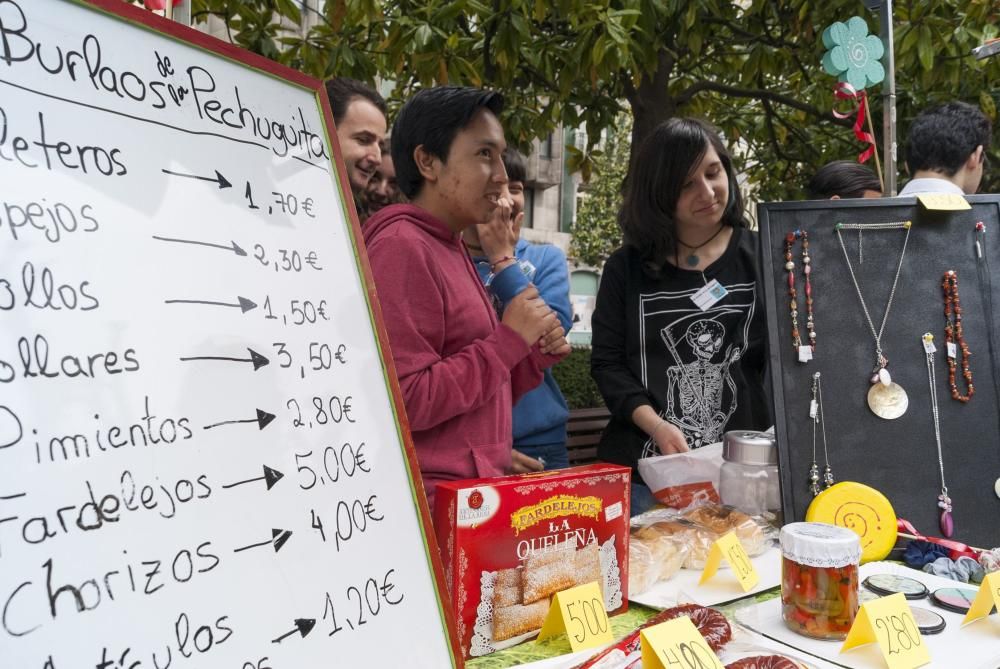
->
<box><xmin>362</xmin><ymin>87</ymin><xmax>569</xmax><ymax>505</ymax></box>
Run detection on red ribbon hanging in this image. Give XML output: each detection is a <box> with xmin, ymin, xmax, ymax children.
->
<box><xmin>144</xmin><ymin>0</ymin><xmax>184</xmax><ymax>10</ymax></box>
<box><xmin>832</xmin><ymin>82</ymin><xmax>876</xmax><ymax>164</ymax></box>
<box><xmin>897</xmin><ymin>517</ymin><xmax>981</xmax><ymax>561</ymax></box>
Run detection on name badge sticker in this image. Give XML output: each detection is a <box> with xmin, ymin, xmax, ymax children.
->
<box><xmin>691</xmin><ymin>279</ymin><xmax>728</xmax><ymax>311</ymax></box>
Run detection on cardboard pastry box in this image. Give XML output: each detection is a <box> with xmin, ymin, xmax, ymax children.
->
<box><xmin>434</xmin><ymin>464</ymin><xmax>631</xmax><ymax>658</ymax></box>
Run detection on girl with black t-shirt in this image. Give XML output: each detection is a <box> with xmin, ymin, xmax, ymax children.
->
<box><xmin>591</xmin><ymin>118</ymin><xmax>771</xmax><ymax>515</ymax></box>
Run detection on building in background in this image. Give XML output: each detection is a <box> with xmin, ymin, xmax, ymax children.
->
<box><xmin>521</xmin><ymin>128</ymin><xmax>600</xmax><ymax>346</ymax></box>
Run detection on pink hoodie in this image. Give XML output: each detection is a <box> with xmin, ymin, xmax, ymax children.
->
<box><xmin>363</xmin><ymin>204</ymin><xmax>560</xmax><ymax>504</ymax></box>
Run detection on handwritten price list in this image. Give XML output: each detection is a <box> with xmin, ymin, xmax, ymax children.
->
<box><xmin>0</xmin><ymin>1</ymin><xmax>454</xmax><ymax>667</ymax></box>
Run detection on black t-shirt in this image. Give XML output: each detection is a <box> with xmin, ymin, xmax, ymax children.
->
<box><xmin>590</xmin><ymin>226</ymin><xmax>771</xmax><ymax>484</ymax></box>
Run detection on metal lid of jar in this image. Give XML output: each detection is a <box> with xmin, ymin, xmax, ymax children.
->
<box><xmin>722</xmin><ymin>430</ymin><xmax>776</xmax><ymax>466</ymax></box>
<box><xmin>780</xmin><ymin>522</ymin><xmax>862</xmax><ymax>568</ymax></box>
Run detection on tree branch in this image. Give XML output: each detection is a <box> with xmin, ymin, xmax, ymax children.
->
<box><xmin>482</xmin><ymin>0</ymin><xmax>502</xmax><ymax>83</ymax></box>
<box><xmin>703</xmin><ymin>17</ymin><xmax>800</xmax><ymax>50</ymax></box>
<box><xmin>676</xmin><ymin>79</ymin><xmax>852</xmax><ymax>127</ymax></box>
<box><xmin>760</xmin><ymin>96</ymin><xmax>795</xmax><ymax>163</ymax></box>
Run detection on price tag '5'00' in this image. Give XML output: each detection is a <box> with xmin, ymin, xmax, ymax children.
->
<box><xmin>537</xmin><ymin>581</ymin><xmax>612</xmax><ymax>652</ymax></box>
<box><xmin>841</xmin><ymin>593</ymin><xmax>930</xmax><ymax>669</ymax></box>
<box><xmin>640</xmin><ymin>616</ymin><xmax>725</xmax><ymax>669</ymax></box>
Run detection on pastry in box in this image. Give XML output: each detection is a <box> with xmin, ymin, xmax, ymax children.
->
<box><xmin>434</xmin><ymin>464</ymin><xmax>631</xmax><ymax>658</ymax></box>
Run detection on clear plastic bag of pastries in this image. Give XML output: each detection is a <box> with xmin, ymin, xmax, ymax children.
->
<box><xmin>631</xmin><ymin>504</ymin><xmax>773</xmax><ymax>570</ymax></box>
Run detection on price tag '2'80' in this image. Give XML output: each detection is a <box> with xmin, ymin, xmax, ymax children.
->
<box><xmin>841</xmin><ymin>593</ymin><xmax>930</xmax><ymax>669</ymax></box>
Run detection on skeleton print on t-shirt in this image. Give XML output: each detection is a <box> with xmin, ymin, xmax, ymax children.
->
<box><xmin>638</xmin><ymin>281</ymin><xmax>757</xmax><ymax>453</ymax></box>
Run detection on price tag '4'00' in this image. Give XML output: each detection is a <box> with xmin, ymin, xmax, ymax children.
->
<box><xmin>640</xmin><ymin>616</ymin><xmax>725</xmax><ymax>669</ymax></box>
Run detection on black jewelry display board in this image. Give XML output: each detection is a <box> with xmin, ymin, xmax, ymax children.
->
<box><xmin>759</xmin><ymin>196</ymin><xmax>1000</xmax><ymax>548</ymax></box>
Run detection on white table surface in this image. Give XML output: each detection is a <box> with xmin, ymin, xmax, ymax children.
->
<box><xmin>733</xmin><ymin>561</ymin><xmax>1000</xmax><ymax>669</ymax></box>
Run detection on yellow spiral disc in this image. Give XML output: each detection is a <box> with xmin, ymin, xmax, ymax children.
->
<box><xmin>806</xmin><ymin>481</ymin><xmax>897</xmax><ymax>563</ymax></box>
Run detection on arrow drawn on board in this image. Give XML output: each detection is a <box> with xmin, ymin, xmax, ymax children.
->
<box><xmin>152</xmin><ymin>234</ymin><xmax>246</xmax><ymax>257</ymax></box>
<box><xmin>222</xmin><ymin>466</ymin><xmax>284</xmax><ymax>491</ymax></box>
<box><xmin>234</xmin><ymin>528</ymin><xmax>293</xmax><ymax>554</ymax></box>
<box><xmin>164</xmin><ymin>296</ymin><xmax>257</xmax><ymax>313</ymax></box>
<box><xmin>203</xmin><ymin>408</ymin><xmax>276</xmax><ymax>431</ymax></box>
<box><xmin>271</xmin><ymin>618</ymin><xmax>316</xmax><ymax>644</ymax></box>
<box><xmin>180</xmin><ymin>348</ymin><xmax>269</xmax><ymax>370</ymax></box>
<box><xmin>161</xmin><ymin>168</ymin><xmax>232</xmax><ymax>189</ymax></box>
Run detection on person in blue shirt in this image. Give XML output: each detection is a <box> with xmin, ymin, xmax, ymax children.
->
<box><xmin>463</xmin><ymin>149</ymin><xmax>573</xmax><ymax>471</ymax></box>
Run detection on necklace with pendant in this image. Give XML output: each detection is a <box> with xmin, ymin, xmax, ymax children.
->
<box><xmin>835</xmin><ymin>220</ymin><xmax>912</xmax><ymax>419</ymax></box>
<box><xmin>921</xmin><ymin>333</ymin><xmax>954</xmax><ymax>537</ymax></box>
<box><xmin>676</xmin><ymin>224</ymin><xmax>725</xmax><ymax>267</ymax></box>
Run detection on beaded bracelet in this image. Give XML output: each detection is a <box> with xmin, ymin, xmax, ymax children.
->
<box><xmin>489</xmin><ymin>255</ymin><xmax>516</xmax><ymax>271</ymax></box>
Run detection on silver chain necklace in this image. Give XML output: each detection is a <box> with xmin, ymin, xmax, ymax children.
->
<box><xmin>922</xmin><ymin>333</ymin><xmax>954</xmax><ymax>537</ymax></box>
<box><xmin>808</xmin><ymin>371</ymin><xmax>833</xmax><ymax>496</ymax></box>
<box><xmin>835</xmin><ymin>221</ymin><xmax>912</xmax><ymax>419</ymax></box>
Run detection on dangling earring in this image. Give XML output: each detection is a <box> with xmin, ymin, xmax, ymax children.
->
<box><xmin>809</xmin><ymin>372</ymin><xmax>834</xmax><ymax>496</ymax></box>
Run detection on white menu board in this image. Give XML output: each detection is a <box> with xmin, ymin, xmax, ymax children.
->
<box><xmin>0</xmin><ymin>1</ymin><xmax>459</xmax><ymax>666</ymax></box>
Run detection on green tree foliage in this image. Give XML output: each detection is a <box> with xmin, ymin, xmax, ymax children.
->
<box><xmin>570</xmin><ymin>115</ymin><xmax>630</xmax><ymax>267</ymax></box>
<box><xmin>185</xmin><ymin>0</ymin><xmax>1000</xmax><ymax>206</ymax></box>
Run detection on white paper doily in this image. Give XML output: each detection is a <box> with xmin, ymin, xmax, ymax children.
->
<box><xmin>469</xmin><ymin>536</ymin><xmax>625</xmax><ymax>657</ymax></box>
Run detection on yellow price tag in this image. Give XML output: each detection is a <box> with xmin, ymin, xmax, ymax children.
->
<box><xmin>698</xmin><ymin>531</ymin><xmax>759</xmax><ymax>592</ymax></box>
<box><xmin>640</xmin><ymin>617</ymin><xmax>725</xmax><ymax>669</ymax></box>
<box><xmin>961</xmin><ymin>571</ymin><xmax>1000</xmax><ymax>627</ymax></box>
<box><xmin>916</xmin><ymin>193</ymin><xmax>970</xmax><ymax>211</ymax></box>
<box><xmin>536</xmin><ymin>581</ymin><xmax>613</xmax><ymax>651</ymax></box>
<box><xmin>841</xmin><ymin>593</ymin><xmax>931</xmax><ymax>669</ymax></box>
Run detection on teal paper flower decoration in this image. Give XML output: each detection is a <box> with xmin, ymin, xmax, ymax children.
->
<box><xmin>821</xmin><ymin>16</ymin><xmax>885</xmax><ymax>91</ymax></box>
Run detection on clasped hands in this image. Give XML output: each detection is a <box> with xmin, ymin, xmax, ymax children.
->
<box><xmin>478</xmin><ymin>196</ymin><xmax>569</xmax><ymax>356</ymax></box>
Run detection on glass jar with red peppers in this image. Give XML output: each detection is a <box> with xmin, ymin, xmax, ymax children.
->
<box><xmin>779</xmin><ymin>522</ymin><xmax>861</xmax><ymax>640</ymax></box>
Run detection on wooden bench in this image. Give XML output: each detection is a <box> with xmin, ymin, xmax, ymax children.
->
<box><xmin>566</xmin><ymin>406</ymin><xmax>611</xmax><ymax>466</ymax></box>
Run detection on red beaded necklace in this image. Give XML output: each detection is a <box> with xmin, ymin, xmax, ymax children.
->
<box><xmin>942</xmin><ymin>270</ymin><xmax>974</xmax><ymax>402</ymax></box>
<box><xmin>784</xmin><ymin>230</ymin><xmax>815</xmax><ymax>359</ymax></box>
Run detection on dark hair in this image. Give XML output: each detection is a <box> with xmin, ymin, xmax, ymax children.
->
<box><xmin>502</xmin><ymin>148</ymin><xmax>527</xmax><ymax>183</ymax></box>
<box><xmin>324</xmin><ymin>77</ymin><xmax>387</xmax><ymax>126</ymax></box>
<box><xmin>391</xmin><ymin>86</ymin><xmax>504</xmax><ymax>199</ymax></box>
<box><xmin>619</xmin><ymin>117</ymin><xmax>746</xmax><ymax>275</ymax></box>
<box><xmin>806</xmin><ymin>160</ymin><xmax>882</xmax><ymax>199</ymax></box>
<box><xmin>905</xmin><ymin>101</ymin><xmax>992</xmax><ymax>175</ymax></box>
